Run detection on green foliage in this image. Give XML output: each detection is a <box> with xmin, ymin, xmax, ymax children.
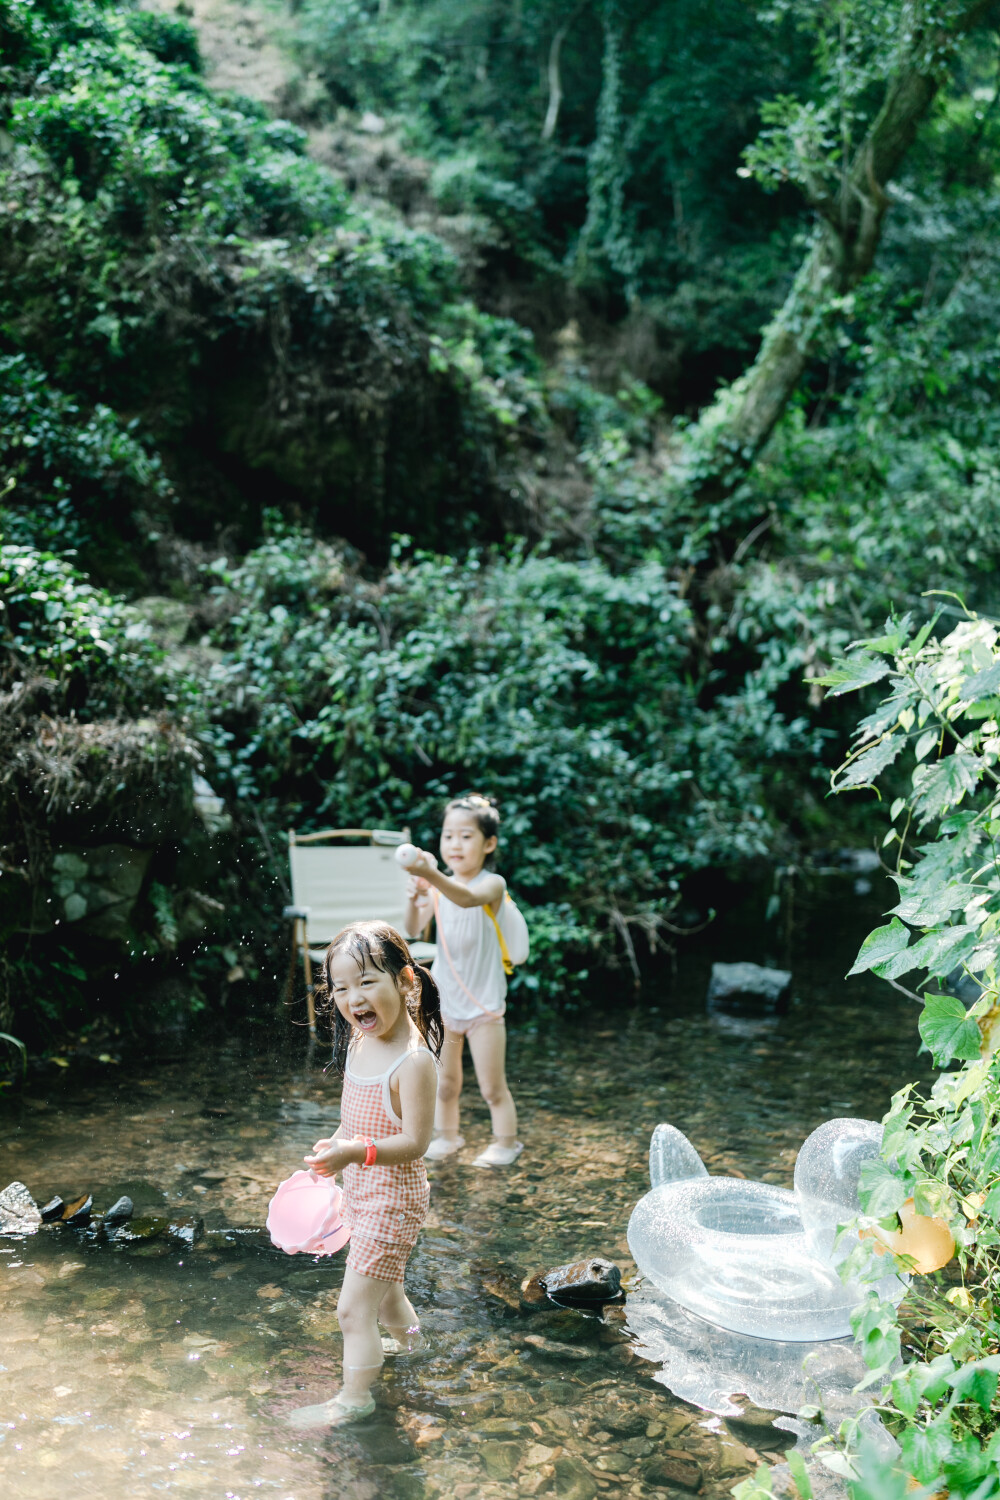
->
<box><xmin>798</xmin><ymin>609</ymin><xmax>1000</xmax><ymax>1496</ymax></box>
<box><xmin>0</xmin><ymin>0</ymin><xmax>550</xmax><ymax>560</ymax></box>
<box><xmin>0</xmin><ymin>541</ymin><xmax>163</xmax><ymax>712</ymax></box>
<box><xmin>197</xmin><ymin>524</ymin><xmax>816</xmax><ymax>996</ymax></box>
<box><xmin>294</xmin><ymin>0</ymin><xmax>812</xmax><ymax>360</ymax></box>
<box><xmin>0</xmin><ymin>353</ymin><xmax>174</xmax><ymax>585</ymax></box>
<box><xmin>0</xmin><ymin>1031</ymin><xmax>27</xmax><ymax>1084</ymax></box>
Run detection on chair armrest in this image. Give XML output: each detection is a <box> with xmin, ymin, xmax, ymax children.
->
<box><xmin>283</xmin><ymin>905</ymin><xmax>311</xmax><ymax>920</ymax></box>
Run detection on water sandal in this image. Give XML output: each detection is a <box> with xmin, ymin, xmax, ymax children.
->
<box><xmin>472</xmin><ymin>1140</ymin><xmax>524</xmax><ymax>1168</ymax></box>
<box><xmin>424</xmin><ymin>1135</ymin><xmax>465</xmax><ymax>1160</ymax></box>
<box><xmin>286</xmin><ymin>1393</ymin><xmax>376</xmax><ymax>1430</ymax></box>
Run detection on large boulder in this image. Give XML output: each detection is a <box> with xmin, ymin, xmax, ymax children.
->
<box><xmin>41</xmin><ymin>844</ymin><xmax>152</xmax><ymax>940</ymax></box>
<box><xmin>707</xmin><ymin>962</ymin><xmax>792</xmax><ymax>1016</ymax></box>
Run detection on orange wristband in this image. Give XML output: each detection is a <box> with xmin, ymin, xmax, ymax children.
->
<box><xmin>362</xmin><ymin>1137</ymin><xmax>377</xmax><ymax>1167</ymax></box>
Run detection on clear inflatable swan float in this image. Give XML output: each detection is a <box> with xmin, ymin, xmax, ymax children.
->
<box><xmin>627</xmin><ymin>1119</ymin><xmax>907</xmax><ymax>1341</ymax></box>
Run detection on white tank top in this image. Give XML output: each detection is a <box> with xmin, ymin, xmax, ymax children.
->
<box><xmin>432</xmin><ymin>873</ymin><xmax>507</xmax><ymax>1023</ymax></box>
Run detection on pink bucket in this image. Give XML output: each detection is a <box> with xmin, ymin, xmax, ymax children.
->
<box><xmin>266</xmin><ymin>1170</ymin><xmax>351</xmax><ymax>1256</ymax></box>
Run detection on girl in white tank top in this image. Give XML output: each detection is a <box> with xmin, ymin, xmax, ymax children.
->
<box><xmin>403</xmin><ymin>795</ymin><xmax>522</xmax><ymax>1168</ymax></box>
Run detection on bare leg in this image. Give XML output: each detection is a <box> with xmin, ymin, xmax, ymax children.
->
<box><xmin>379</xmin><ymin>1283</ymin><xmax>423</xmax><ymax>1353</ymax></box>
<box><xmin>286</xmin><ymin>1268</ymin><xmax>390</xmax><ymax>1428</ymax></box>
<box><xmin>468</xmin><ymin>1021</ymin><xmax>517</xmax><ymax>1143</ymax></box>
<box><xmin>337</xmin><ymin>1268</ymin><xmax>390</xmax><ymax>1399</ymax></box>
<box><xmin>433</xmin><ymin>1028</ymin><xmax>465</xmax><ymax>1139</ymax></box>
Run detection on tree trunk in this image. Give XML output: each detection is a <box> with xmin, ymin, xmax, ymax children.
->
<box><xmin>681</xmin><ymin>0</ymin><xmax>995</xmax><ymax>521</ymax></box>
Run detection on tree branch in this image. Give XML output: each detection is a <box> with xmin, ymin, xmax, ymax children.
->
<box><xmin>542</xmin><ymin>24</ymin><xmax>569</xmax><ymax>140</ymax></box>
<box><xmin>678</xmin><ymin>0</ymin><xmax>995</xmax><ymax>522</ymax></box>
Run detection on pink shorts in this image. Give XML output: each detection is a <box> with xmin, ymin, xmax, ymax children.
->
<box><xmin>441</xmin><ymin>1010</ymin><xmax>505</xmax><ymax>1038</ymax></box>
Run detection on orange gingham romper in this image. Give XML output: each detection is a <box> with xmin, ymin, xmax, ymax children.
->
<box><xmin>340</xmin><ymin>1046</ymin><xmax>431</xmax><ymax>1284</ymax></box>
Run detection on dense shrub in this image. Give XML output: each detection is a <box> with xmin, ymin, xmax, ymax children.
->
<box><xmin>0</xmin><ymin>0</ymin><xmax>552</xmax><ymax>561</ymax></box>
<box><xmin>195</xmin><ymin>523</ymin><xmax>821</xmax><ymax>993</ymax></box>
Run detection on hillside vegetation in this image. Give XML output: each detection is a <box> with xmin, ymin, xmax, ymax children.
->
<box><xmin>4</xmin><ymin>0</ymin><xmax>1000</xmax><ymax>1047</ymax></box>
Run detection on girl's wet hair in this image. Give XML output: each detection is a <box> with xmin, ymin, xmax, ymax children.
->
<box><xmin>319</xmin><ymin>920</ymin><xmax>444</xmax><ymax>1077</ymax></box>
<box><xmin>445</xmin><ymin>793</ymin><xmax>500</xmax><ymax>869</ymax></box>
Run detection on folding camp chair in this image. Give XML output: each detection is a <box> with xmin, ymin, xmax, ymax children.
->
<box><xmin>283</xmin><ymin>827</ymin><xmax>437</xmax><ymax>1032</ymax></box>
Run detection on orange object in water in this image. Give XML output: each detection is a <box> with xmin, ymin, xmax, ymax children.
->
<box><xmin>869</xmin><ymin>1197</ymin><xmax>955</xmax><ymax>1273</ymax></box>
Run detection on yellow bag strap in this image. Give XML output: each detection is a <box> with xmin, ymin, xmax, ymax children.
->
<box><xmin>430</xmin><ymin>891</ymin><xmax>506</xmax><ymax>1009</ymax></box>
<box><xmin>484</xmin><ymin>899</ymin><xmax>514</xmax><ymax>976</ymax></box>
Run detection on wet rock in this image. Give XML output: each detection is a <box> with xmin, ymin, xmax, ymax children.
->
<box><xmin>522</xmin><ymin>1442</ymin><xmax>557</xmax><ymax>1467</ymax></box>
<box><xmin>45</xmin><ymin>844</ymin><xmax>153</xmax><ymax>941</ymax></box>
<box><xmin>113</xmin><ymin>1214</ymin><xmax>168</xmax><ymax>1245</ymax></box>
<box><xmin>538</xmin><ymin>1379</ymin><xmax>578</xmax><ymax>1407</ymax></box>
<box><xmin>479</xmin><ymin>1417</ymin><xmax>532</xmax><ymax>1437</ymax></box>
<box><xmin>103</xmin><ymin>1195</ymin><xmax>134</xmax><ymax>1227</ymax></box>
<box><xmin>481</xmin><ymin>1440</ymin><xmax>519</xmax><ymax>1480</ymax></box>
<box><xmin>167</xmin><ymin>1216</ymin><xmax>204</xmax><ymax>1250</ymax></box>
<box><xmin>205</xmin><ymin>1227</ymin><xmax>272</xmax><ymax>1253</ymax></box>
<box><xmin>725</xmin><ymin>1401</ymin><xmax>792</xmax><ymax>1453</ymax></box>
<box><xmin>498</xmin><ymin>1389</ymin><xmax>542</xmax><ymax>1418</ymax></box>
<box><xmin>551</xmin><ymin>1454</ymin><xmax>598</xmax><ymax>1499</ymax></box>
<box><xmin>474</xmin><ymin>1262</ymin><xmax>525</xmax><ymax>1310</ymax></box>
<box><xmin>519</xmin><ymin>1274</ymin><xmax>550</xmax><ymax>1308</ymax></box>
<box><xmin>0</xmin><ymin>1181</ymin><xmax>42</xmax><ymax>1234</ymax></box>
<box><xmin>601</xmin><ymin>1402</ymin><xmax>647</xmax><ymax>1438</ymax></box>
<box><xmin>60</xmin><ymin>1193</ymin><xmax>93</xmax><ymax>1226</ymax></box>
<box><xmin>40</xmin><ymin>1196</ymin><xmax>65</xmax><ymax>1221</ymax></box>
<box><xmin>355</xmin><ymin>1426</ymin><xmax>418</xmax><ymax>1466</ymax></box>
<box><xmin>539</xmin><ymin>1258</ymin><xmax>622</xmax><ymax>1304</ymax></box>
<box><xmin>381</xmin><ymin>1477</ymin><xmax>427</xmax><ymax>1500</ymax></box>
<box><xmin>620</xmin><ymin>1436</ymin><xmax>653</xmax><ymax>1457</ymax></box>
<box><xmin>707</xmin><ymin>962</ymin><xmax>791</xmax><ymax>1016</ymax></box>
<box><xmin>593</xmin><ymin>1450</ymin><xmax>632</xmax><ymax>1473</ymax></box>
<box><xmin>642</xmin><ymin>1453</ymin><xmax>702</xmax><ymax>1491</ymax></box>
<box><xmin>523</xmin><ymin>1333</ymin><xmax>593</xmax><ymax>1363</ymax></box>
<box><xmin>83</xmin><ymin>1286</ymin><xmax>118</xmax><ymax>1308</ymax></box>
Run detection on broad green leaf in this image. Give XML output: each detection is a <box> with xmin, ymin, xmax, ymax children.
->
<box><xmin>783</xmin><ymin>1449</ymin><xmax>813</xmax><ymax>1500</ymax></box>
<box><xmin>914</xmin><ymin>728</ymin><xmax>938</xmax><ymax>761</ymax></box>
<box><xmin>890</xmin><ymin>1369</ymin><xmax>921</xmax><ymax>1419</ymax></box>
<box><xmin>961</xmin><ymin>660</ymin><xmax>1000</xmax><ymax>701</ymax></box>
<box><xmin>980</xmin><ymin>1183</ymin><xmax>1000</xmax><ymax>1223</ymax></box>
<box><xmin>848</xmin><ymin>918</ymin><xmax>910</xmax><ymax>976</ymax></box>
<box><xmin>731</xmin><ymin>1468</ymin><xmax>779</xmax><ymax>1500</ymax></box>
<box><xmin>814</xmin><ymin>653</ymin><xmax>892</xmax><ymax>697</ymax></box>
<box><xmin>918</xmin><ymin>994</ymin><xmax>982</xmax><ymax>1065</ymax></box>
<box><xmin>912</xmin><ymin>1178</ymin><xmax>951</xmax><ymax>1217</ymax></box>
<box><xmin>948</xmin><ymin>1355</ymin><xmax>1000</xmax><ymax>1412</ymax></box>
<box><xmin>899</xmin><ymin>1417</ymin><xmax>958</xmax><ymax>1486</ymax></box>
<box><xmin>816</xmin><ymin>1452</ymin><xmax>856</xmax><ymax>1479</ymax></box>
<box><xmin>911</xmin><ymin>751</ymin><xmax>983</xmax><ymax>825</ymax></box>
<box><xmin>911</xmin><ymin>615</ymin><xmax>939</xmax><ymax>654</ymax></box>
<box><xmin>858</xmin><ymin>1158</ymin><xmax>907</xmax><ymax>1216</ymax></box>
<box><xmin>854</xmin><ymin>615</ymin><xmax>913</xmax><ymax>655</ymax></box>
<box><xmin>917</xmin><ymin>1353</ymin><xmax>959</xmax><ymax>1404</ymax></box>
<box><xmin>875</xmin><ymin>924</ymin><xmax>977</xmax><ymax>983</ymax></box>
<box><xmin>835</xmin><ymin>735</ymin><xmax>903</xmax><ymax>791</ymax></box>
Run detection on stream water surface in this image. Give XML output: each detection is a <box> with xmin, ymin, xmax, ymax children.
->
<box><xmin>1</xmin><ymin>891</ymin><xmax>932</xmax><ymax>1500</ymax></box>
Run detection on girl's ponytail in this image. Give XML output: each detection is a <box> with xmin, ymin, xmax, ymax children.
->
<box><xmin>412</xmin><ymin>962</ymin><xmax>444</xmax><ymax>1059</ymax></box>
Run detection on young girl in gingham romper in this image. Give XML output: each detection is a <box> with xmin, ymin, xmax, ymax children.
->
<box><xmin>287</xmin><ymin>921</ymin><xmax>443</xmax><ymax>1431</ymax></box>
<box><xmin>339</xmin><ymin>1044</ymin><xmax>430</xmax><ymax>1282</ymax></box>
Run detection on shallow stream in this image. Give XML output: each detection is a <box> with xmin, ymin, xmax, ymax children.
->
<box><xmin>1</xmin><ymin>889</ymin><xmax>931</xmax><ymax>1500</ymax></box>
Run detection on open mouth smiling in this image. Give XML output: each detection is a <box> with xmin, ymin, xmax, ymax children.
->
<box><xmin>351</xmin><ymin>1007</ymin><xmax>378</xmax><ymax>1031</ymax></box>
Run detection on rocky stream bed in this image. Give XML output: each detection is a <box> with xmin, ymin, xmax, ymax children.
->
<box><xmin>0</xmin><ymin>924</ymin><xmax>930</xmax><ymax>1500</ymax></box>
